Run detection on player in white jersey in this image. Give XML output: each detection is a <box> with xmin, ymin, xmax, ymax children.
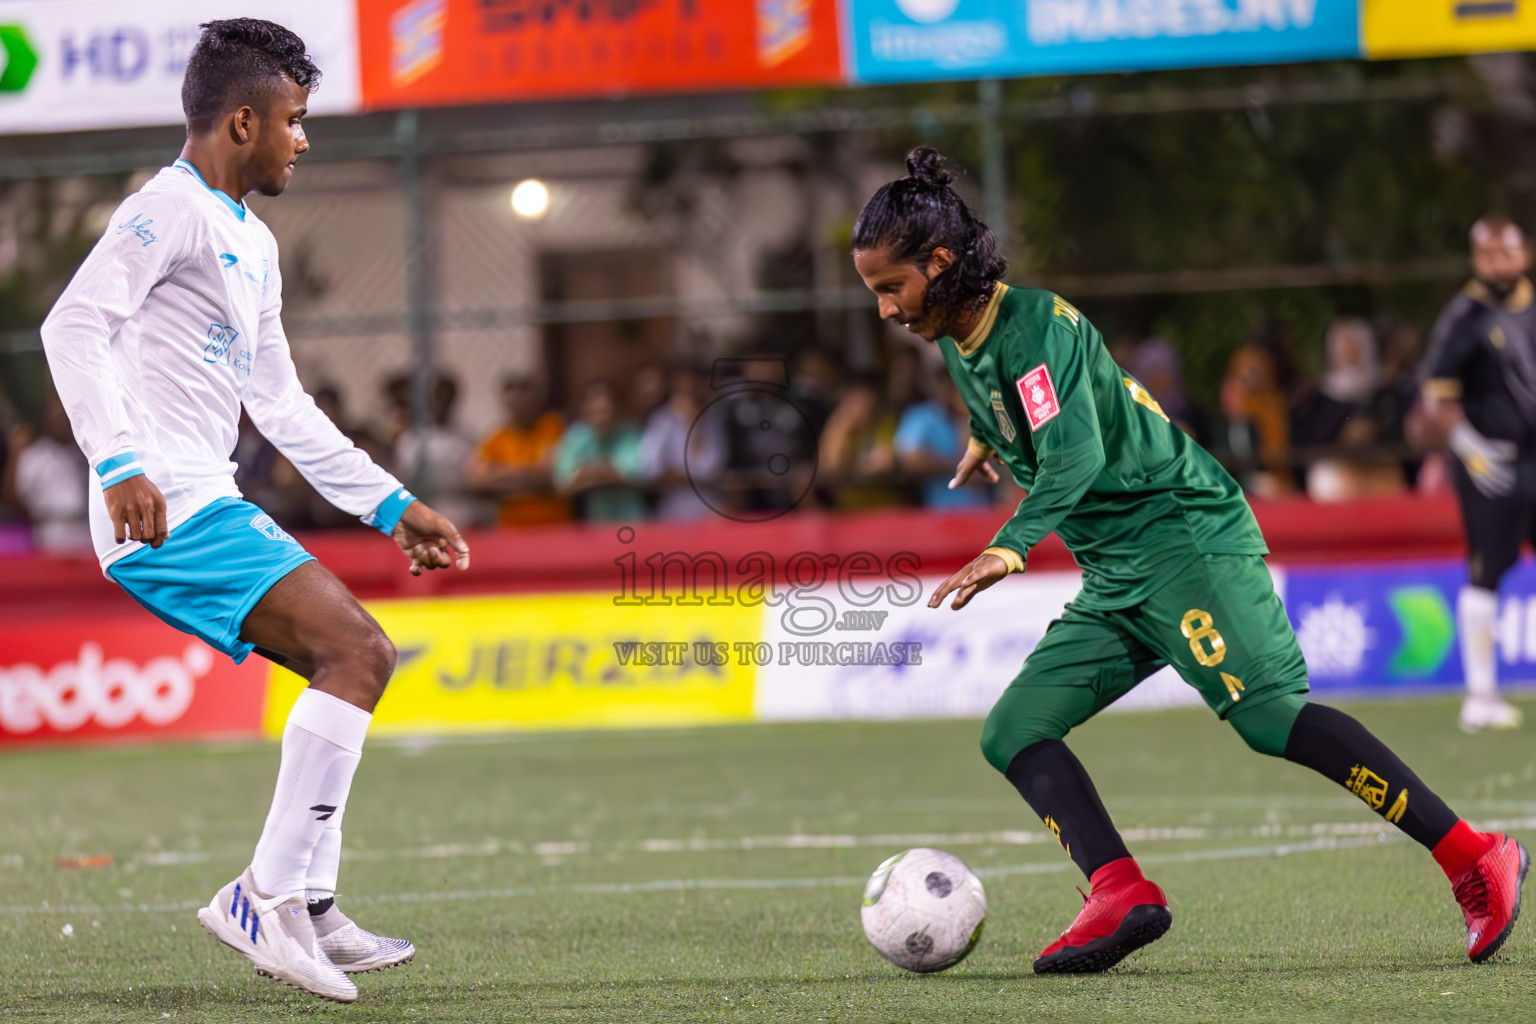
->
<box><xmin>40</xmin><ymin>20</ymin><xmax>468</xmax><ymax>1003</ymax></box>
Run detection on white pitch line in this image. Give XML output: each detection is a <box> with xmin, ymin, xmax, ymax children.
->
<box><xmin>120</xmin><ymin>815</ymin><xmax>1536</xmax><ymax>868</ymax></box>
<box><xmin>6</xmin><ymin>821</ymin><xmax>1530</xmax><ymax>918</ymax></box>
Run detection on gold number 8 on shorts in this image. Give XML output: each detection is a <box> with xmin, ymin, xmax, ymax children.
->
<box><xmin>1180</xmin><ymin>609</ymin><xmax>1226</xmax><ymax>667</ymax></box>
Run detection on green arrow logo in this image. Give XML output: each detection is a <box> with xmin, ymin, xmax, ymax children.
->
<box><xmin>1388</xmin><ymin>586</ymin><xmax>1456</xmax><ymax>677</ymax></box>
<box><xmin>0</xmin><ymin>25</ymin><xmax>39</xmax><ymax>94</ymax></box>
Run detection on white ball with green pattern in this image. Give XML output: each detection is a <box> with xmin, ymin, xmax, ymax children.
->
<box><xmin>860</xmin><ymin>847</ymin><xmax>987</xmax><ymax>973</ymax></box>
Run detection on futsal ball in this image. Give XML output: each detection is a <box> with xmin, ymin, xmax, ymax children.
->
<box><xmin>861</xmin><ymin>848</ymin><xmax>987</xmax><ymax>973</ymax></box>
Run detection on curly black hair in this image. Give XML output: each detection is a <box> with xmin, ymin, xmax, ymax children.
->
<box><xmin>851</xmin><ymin>146</ymin><xmax>1007</xmax><ymax>320</ymax></box>
<box><xmin>182</xmin><ymin>19</ymin><xmax>321</xmax><ymax>133</ymax></box>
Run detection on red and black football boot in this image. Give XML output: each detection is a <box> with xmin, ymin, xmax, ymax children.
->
<box><xmin>1033</xmin><ymin>857</ymin><xmax>1171</xmax><ymax>974</ymax></box>
<box><xmin>1450</xmin><ymin>832</ymin><xmax>1529</xmax><ymax>963</ymax></box>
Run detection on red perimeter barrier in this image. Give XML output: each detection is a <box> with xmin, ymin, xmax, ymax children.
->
<box><xmin>0</xmin><ymin>493</ymin><xmax>1463</xmax><ymax>620</ymax></box>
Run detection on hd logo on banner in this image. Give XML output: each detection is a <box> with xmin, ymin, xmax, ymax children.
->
<box><xmin>0</xmin><ymin>0</ymin><xmax>359</xmax><ymax>135</ymax></box>
<box><xmin>845</xmin><ymin>0</ymin><xmax>1362</xmax><ymax>82</ymax></box>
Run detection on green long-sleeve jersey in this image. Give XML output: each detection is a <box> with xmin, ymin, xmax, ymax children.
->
<box><xmin>940</xmin><ymin>285</ymin><xmax>1266</xmax><ymax>610</ymax></box>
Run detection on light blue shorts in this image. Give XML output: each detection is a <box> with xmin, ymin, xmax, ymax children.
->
<box><xmin>107</xmin><ymin>497</ymin><xmax>315</xmax><ymax>663</ymax></box>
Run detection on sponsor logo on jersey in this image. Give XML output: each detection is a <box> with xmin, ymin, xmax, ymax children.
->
<box><xmin>249</xmin><ymin>513</ymin><xmax>295</xmax><ymax>544</ymax></box>
<box><xmin>219</xmin><ymin>252</ymin><xmax>268</xmax><ymax>291</ymax></box>
<box><xmin>203</xmin><ymin>323</ymin><xmax>239</xmax><ymax>366</ymax></box>
<box><xmin>0</xmin><ymin>642</ymin><xmax>209</xmax><ymax>734</ymax></box>
<box><xmin>988</xmin><ymin>389</ymin><xmax>1017</xmax><ymax>443</ymax></box>
<box><xmin>116</xmin><ymin>213</ymin><xmax>157</xmax><ymax>247</ymax></box>
<box><xmin>1016</xmin><ymin>364</ymin><xmax>1061</xmax><ymax>431</ymax></box>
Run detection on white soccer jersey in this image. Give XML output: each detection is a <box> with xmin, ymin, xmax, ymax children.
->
<box><xmin>41</xmin><ymin>160</ymin><xmax>410</xmax><ymax>571</ymax></box>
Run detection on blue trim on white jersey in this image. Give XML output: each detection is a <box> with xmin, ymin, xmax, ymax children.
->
<box><xmin>365</xmin><ymin>487</ymin><xmax>416</xmax><ymax>536</ymax></box>
<box><xmin>96</xmin><ymin>451</ymin><xmax>145</xmax><ymax>487</ymax></box>
<box><xmin>173</xmin><ymin>159</ymin><xmax>247</xmax><ymax>222</ymax></box>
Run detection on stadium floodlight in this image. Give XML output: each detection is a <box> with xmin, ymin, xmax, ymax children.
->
<box><xmin>510</xmin><ymin>179</ymin><xmax>550</xmax><ymax>219</ymax></box>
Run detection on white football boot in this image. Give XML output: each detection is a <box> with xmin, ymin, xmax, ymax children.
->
<box><xmin>1460</xmin><ymin>696</ymin><xmax>1524</xmax><ymax>733</ymax></box>
<box><xmin>312</xmin><ymin>901</ymin><xmax>416</xmax><ymax>973</ymax></box>
<box><xmin>196</xmin><ymin>868</ymin><xmax>357</xmax><ymax>1003</ymax></box>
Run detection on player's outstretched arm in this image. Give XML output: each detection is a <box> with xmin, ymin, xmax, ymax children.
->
<box><xmin>391</xmin><ymin>500</ymin><xmax>470</xmax><ymax>577</ymax></box>
<box><xmin>949</xmin><ymin>438</ymin><xmax>1000</xmax><ymax>489</ymax></box>
<box><xmin>928</xmin><ymin>550</ymin><xmax>1009</xmax><ymax>611</ymax></box>
<box><xmin>104</xmin><ymin>475</ymin><xmax>169</xmax><ymax>548</ymax></box>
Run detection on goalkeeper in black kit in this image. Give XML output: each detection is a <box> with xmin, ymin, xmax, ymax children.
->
<box><xmin>850</xmin><ymin>147</ymin><xmax>1527</xmax><ymax>973</ymax></box>
<box><xmin>1421</xmin><ymin>216</ymin><xmax>1534</xmax><ymax>733</ymax></box>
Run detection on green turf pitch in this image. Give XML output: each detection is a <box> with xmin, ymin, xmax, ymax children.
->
<box><xmin>1</xmin><ymin>696</ymin><xmax>1533</xmax><ymax>1023</ymax></box>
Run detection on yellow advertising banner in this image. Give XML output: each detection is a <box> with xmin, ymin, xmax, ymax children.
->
<box><xmin>1364</xmin><ymin>0</ymin><xmax>1536</xmax><ymax>58</ymax></box>
<box><xmin>262</xmin><ymin>592</ymin><xmax>761</xmax><ymax>737</ymax></box>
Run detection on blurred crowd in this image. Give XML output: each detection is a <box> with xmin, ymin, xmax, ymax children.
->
<box><xmin>244</xmin><ymin>346</ymin><xmax>1009</xmax><ymax>532</ymax></box>
<box><xmin>1203</xmin><ymin>316</ymin><xmax>1435</xmax><ymax>502</ymax></box>
<box><xmin>0</xmin><ymin>314</ymin><xmax>1460</xmax><ymax>554</ymax></box>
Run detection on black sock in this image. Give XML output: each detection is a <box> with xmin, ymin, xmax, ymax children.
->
<box><xmin>1283</xmin><ymin>703</ymin><xmax>1459</xmax><ymax>849</ymax></box>
<box><xmin>307</xmin><ymin>896</ymin><xmax>335</xmax><ymax>917</ymax></box>
<box><xmin>1004</xmin><ymin>739</ymin><xmax>1131</xmax><ymax>878</ymax></box>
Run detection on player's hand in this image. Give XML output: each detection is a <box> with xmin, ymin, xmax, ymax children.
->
<box><xmin>392</xmin><ymin>500</ymin><xmax>470</xmax><ymax>576</ymax></box>
<box><xmin>928</xmin><ymin>551</ymin><xmax>1009</xmax><ymax>611</ymax></box>
<box><xmin>949</xmin><ymin>446</ymin><xmax>1000</xmax><ymax>489</ymax></box>
<box><xmin>104</xmin><ymin>474</ymin><xmax>169</xmax><ymax>548</ymax></box>
<box><xmin>1449</xmin><ymin>421</ymin><xmax>1518</xmax><ymax>497</ymax></box>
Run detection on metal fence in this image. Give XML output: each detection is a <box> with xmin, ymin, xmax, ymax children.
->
<box><xmin>0</xmin><ymin>65</ymin><xmax>1501</xmax><ymax>523</ymax></box>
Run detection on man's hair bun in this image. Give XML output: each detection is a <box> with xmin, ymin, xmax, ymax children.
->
<box><xmin>906</xmin><ymin>146</ymin><xmax>954</xmax><ymax>189</ymax></box>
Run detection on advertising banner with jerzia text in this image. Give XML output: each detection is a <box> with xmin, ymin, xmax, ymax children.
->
<box><xmin>261</xmin><ymin>591</ymin><xmax>763</xmax><ymax>737</ymax></box>
<box><xmin>845</xmin><ymin>0</ymin><xmax>1362</xmax><ymax>83</ymax></box>
<box><xmin>0</xmin><ymin>0</ymin><xmax>360</xmax><ymax>136</ymax></box>
<box><xmin>9</xmin><ymin>555</ymin><xmax>1524</xmax><ymax>750</ymax></box>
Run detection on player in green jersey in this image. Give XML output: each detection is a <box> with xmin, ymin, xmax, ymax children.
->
<box><xmin>852</xmin><ymin>147</ymin><xmax>1528</xmax><ymax>973</ymax></box>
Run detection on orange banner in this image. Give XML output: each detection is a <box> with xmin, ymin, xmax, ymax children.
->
<box><xmin>357</xmin><ymin>0</ymin><xmax>844</xmax><ymax>109</ymax></box>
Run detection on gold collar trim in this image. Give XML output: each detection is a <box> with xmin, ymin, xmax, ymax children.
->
<box><xmin>954</xmin><ymin>283</ymin><xmax>1008</xmax><ymax>356</ymax></box>
<box><xmin>1465</xmin><ymin>276</ymin><xmax>1533</xmax><ymax>314</ymax></box>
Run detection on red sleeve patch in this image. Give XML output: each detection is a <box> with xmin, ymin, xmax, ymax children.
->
<box><xmin>1016</xmin><ymin>364</ymin><xmax>1061</xmax><ymax>431</ymax></box>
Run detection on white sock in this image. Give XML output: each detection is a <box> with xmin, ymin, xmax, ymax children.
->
<box><xmin>1458</xmin><ymin>585</ymin><xmax>1500</xmax><ymax>700</ymax></box>
<box><xmin>306</xmin><ymin>815</ymin><xmax>344</xmax><ymax>905</ymax></box>
<box><xmin>249</xmin><ymin>689</ymin><xmax>371</xmax><ymax>898</ymax></box>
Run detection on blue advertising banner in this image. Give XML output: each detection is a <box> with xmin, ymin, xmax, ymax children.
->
<box><xmin>1285</xmin><ymin>558</ymin><xmax>1536</xmax><ymax>693</ymax></box>
<box><xmin>844</xmin><ymin>0</ymin><xmax>1363</xmax><ymax>83</ymax></box>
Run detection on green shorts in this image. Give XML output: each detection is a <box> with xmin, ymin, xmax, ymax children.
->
<box><xmin>980</xmin><ymin>554</ymin><xmax>1310</xmax><ymax>771</ymax></box>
